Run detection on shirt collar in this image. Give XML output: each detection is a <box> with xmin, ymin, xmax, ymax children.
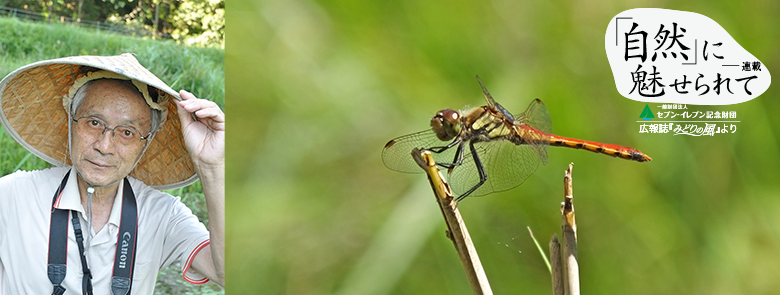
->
<box><xmin>55</xmin><ymin>168</ymin><xmax>126</xmax><ymax>227</ymax></box>
<box><xmin>107</xmin><ymin>181</ymin><xmax>125</xmax><ymax>227</ymax></box>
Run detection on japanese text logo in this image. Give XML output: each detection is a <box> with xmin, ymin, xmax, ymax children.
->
<box><xmin>605</xmin><ymin>8</ymin><xmax>770</xmax><ymax>105</ymax></box>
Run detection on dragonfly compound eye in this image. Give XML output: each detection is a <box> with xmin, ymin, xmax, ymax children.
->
<box><xmin>431</xmin><ymin>109</ymin><xmax>461</xmax><ymax>141</ymax></box>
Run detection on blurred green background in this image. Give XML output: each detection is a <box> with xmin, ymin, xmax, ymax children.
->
<box><xmin>227</xmin><ymin>1</ymin><xmax>779</xmax><ymax>294</ymax></box>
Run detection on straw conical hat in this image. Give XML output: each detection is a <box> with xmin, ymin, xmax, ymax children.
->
<box><xmin>0</xmin><ymin>53</ymin><xmax>197</xmax><ymax>190</ymax></box>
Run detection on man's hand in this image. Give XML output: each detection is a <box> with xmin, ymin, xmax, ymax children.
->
<box><xmin>175</xmin><ymin>90</ymin><xmax>225</xmax><ymax>169</ymax></box>
<box><xmin>176</xmin><ymin>90</ymin><xmax>225</xmax><ymax>286</ymax></box>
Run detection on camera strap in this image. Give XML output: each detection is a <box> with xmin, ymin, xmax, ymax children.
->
<box><xmin>47</xmin><ymin>170</ymin><xmax>138</xmax><ymax>295</ymax></box>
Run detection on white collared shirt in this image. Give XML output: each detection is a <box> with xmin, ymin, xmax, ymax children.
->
<box><xmin>0</xmin><ymin>167</ymin><xmax>210</xmax><ymax>295</ymax></box>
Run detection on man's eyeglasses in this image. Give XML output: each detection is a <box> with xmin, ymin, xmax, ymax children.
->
<box><xmin>72</xmin><ymin>116</ymin><xmax>151</xmax><ymax>147</ymax></box>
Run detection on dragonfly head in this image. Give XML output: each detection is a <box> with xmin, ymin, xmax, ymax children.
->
<box><xmin>431</xmin><ymin>109</ymin><xmax>461</xmax><ymax>141</ymax></box>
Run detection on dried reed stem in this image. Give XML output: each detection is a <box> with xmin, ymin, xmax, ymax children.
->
<box><xmin>549</xmin><ymin>235</ymin><xmax>564</xmax><ymax>295</ymax></box>
<box><xmin>561</xmin><ymin>163</ymin><xmax>579</xmax><ymax>295</ymax></box>
<box><xmin>412</xmin><ymin>148</ymin><xmax>493</xmax><ymax>295</ymax></box>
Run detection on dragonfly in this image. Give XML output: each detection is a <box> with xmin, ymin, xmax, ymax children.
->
<box><xmin>382</xmin><ymin>77</ymin><xmax>651</xmax><ymax>202</ymax></box>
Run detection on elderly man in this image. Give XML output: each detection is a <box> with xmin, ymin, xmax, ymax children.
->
<box><xmin>0</xmin><ymin>54</ymin><xmax>224</xmax><ymax>294</ymax></box>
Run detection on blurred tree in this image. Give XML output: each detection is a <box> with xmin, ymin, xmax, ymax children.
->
<box><xmin>0</xmin><ymin>0</ymin><xmax>224</xmax><ymax>47</ymax></box>
<box><xmin>168</xmin><ymin>0</ymin><xmax>224</xmax><ymax>46</ymax></box>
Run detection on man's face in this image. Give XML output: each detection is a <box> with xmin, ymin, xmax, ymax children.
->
<box><xmin>70</xmin><ymin>79</ymin><xmax>152</xmax><ymax>187</ymax></box>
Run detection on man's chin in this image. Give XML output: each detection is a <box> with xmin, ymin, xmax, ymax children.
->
<box><xmin>75</xmin><ymin>167</ymin><xmax>124</xmax><ymax>188</ymax></box>
<box><xmin>80</xmin><ymin>176</ymin><xmax>120</xmax><ymax>188</ymax></box>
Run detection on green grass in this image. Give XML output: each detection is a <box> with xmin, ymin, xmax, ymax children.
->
<box><xmin>0</xmin><ymin>125</ymin><xmax>51</xmax><ymax>174</ymax></box>
<box><xmin>0</xmin><ymin>17</ymin><xmax>224</xmax><ymax>108</ymax></box>
<box><xmin>0</xmin><ymin>16</ymin><xmax>224</xmax><ymax>295</ymax></box>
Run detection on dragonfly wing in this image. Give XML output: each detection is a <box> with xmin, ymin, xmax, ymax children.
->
<box><xmin>515</xmin><ymin>99</ymin><xmax>551</xmax><ymax>164</ymax></box>
<box><xmin>476</xmin><ymin>76</ymin><xmax>516</xmax><ymax>122</ymax></box>
<box><xmin>515</xmin><ymin>99</ymin><xmax>551</xmax><ymax>134</ymax></box>
<box><xmin>449</xmin><ymin>140</ymin><xmax>542</xmax><ymax>197</ymax></box>
<box><xmin>382</xmin><ymin>129</ymin><xmax>458</xmax><ymax>173</ymax></box>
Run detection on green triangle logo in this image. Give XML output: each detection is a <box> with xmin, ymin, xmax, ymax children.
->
<box><xmin>639</xmin><ymin>104</ymin><xmax>654</xmax><ymax>120</ymax></box>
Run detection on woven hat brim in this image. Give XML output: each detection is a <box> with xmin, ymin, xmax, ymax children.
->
<box><xmin>0</xmin><ymin>54</ymin><xmax>198</xmax><ymax>190</ymax></box>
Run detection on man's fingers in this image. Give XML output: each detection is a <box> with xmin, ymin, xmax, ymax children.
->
<box><xmin>180</xmin><ymin>96</ymin><xmax>218</xmax><ymax>110</ymax></box>
<box><xmin>194</xmin><ymin>108</ymin><xmax>226</xmax><ymax>124</ymax></box>
<box><xmin>177</xmin><ymin>90</ymin><xmax>225</xmax><ymax>130</ymax></box>
<box><xmin>176</xmin><ymin>98</ymin><xmax>196</xmax><ymax>127</ymax></box>
<box><xmin>181</xmin><ymin>101</ymin><xmax>223</xmax><ymax>119</ymax></box>
<box><xmin>180</xmin><ymin>89</ymin><xmax>197</xmax><ymax>101</ymax></box>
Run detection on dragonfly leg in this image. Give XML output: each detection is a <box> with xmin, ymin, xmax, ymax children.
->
<box><xmin>428</xmin><ymin>139</ymin><xmax>464</xmax><ymax>169</ymax></box>
<box><xmin>429</xmin><ymin>138</ymin><xmax>460</xmax><ymax>154</ymax></box>
<box><xmin>456</xmin><ymin>141</ymin><xmax>488</xmax><ymax>202</ymax></box>
<box><xmin>436</xmin><ymin>141</ymin><xmax>466</xmax><ymax>170</ymax></box>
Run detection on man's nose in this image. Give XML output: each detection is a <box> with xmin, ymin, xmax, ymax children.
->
<box><xmin>94</xmin><ymin>128</ymin><xmax>116</xmax><ymax>154</ymax></box>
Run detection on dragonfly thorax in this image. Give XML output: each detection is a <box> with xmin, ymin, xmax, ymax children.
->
<box><xmin>431</xmin><ymin>109</ymin><xmax>461</xmax><ymax>141</ymax></box>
